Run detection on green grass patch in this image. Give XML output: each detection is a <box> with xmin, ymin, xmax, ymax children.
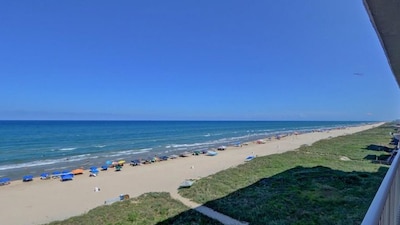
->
<box><xmin>47</xmin><ymin>192</ymin><xmax>222</xmax><ymax>225</ymax></box>
<box><xmin>179</xmin><ymin>123</ymin><xmax>394</xmax><ymax>224</ymax></box>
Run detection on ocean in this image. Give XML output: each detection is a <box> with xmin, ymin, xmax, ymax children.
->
<box><xmin>0</xmin><ymin>120</ymin><xmax>370</xmax><ymax>180</ymax></box>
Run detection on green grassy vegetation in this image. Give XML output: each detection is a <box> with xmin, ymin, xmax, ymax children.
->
<box><xmin>47</xmin><ymin>192</ymin><xmax>222</xmax><ymax>225</ymax></box>
<box><xmin>179</xmin><ymin>123</ymin><xmax>395</xmax><ymax>224</ymax></box>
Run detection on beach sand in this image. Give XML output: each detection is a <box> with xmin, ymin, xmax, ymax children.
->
<box><xmin>0</xmin><ymin>123</ymin><xmax>384</xmax><ymax>225</ymax></box>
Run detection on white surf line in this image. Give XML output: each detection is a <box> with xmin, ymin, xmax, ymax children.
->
<box><xmin>171</xmin><ymin>192</ymin><xmax>249</xmax><ymax>225</ymax></box>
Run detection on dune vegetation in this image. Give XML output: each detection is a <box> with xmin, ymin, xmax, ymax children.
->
<box><xmin>48</xmin><ymin>123</ymin><xmax>394</xmax><ymax>225</ymax></box>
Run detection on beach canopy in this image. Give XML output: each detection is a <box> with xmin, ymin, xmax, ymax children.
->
<box><xmin>60</xmin><ymin>174</ymin><xmax>73</xmax><ymax>182</ymax></box>
<box><xmin>23</xmin><ymin>175</ymin><xmax>33</xmax><ymax>182</ymax></box>
<box><xmin>72</xmin><ymin>168</ymin><xmax>84</xmax><ymax>175</ymax></box>
<box><xmin>52</xmin><ymin>171</ymin><xmax>61</xmax><ymax>178</ymax></box>
<box><xmin>0</xmin><ymin>177</ymin><xmax>11</xmax><ymax>185</ymax></box>
<box><xmin>62</xmin><ymin>170</ymin><xmax>72</xmax><ymax>176</ymax></box>
<box><xmin>101</xmin><ymin>165</ymin><xmax>108</xmax><ymax>170</ymax></box>
<box><xmin>160</xmin><ymin>156</ymin><xmax>169</xmax><ymax>161</ymax></box>
<box><xmin>217</xmin><ymin>146</ymin><xmax>226</xmax><ymax>150</ymax></box>
<box><xmin>40</xmin><ymin>173</ymin><xmax>50</xmax><ymax>180</ymax></box>
<box><xmin>206</xmin><ymin>151</ymin><xmax>218</xmax><ymax>156</ymax></box>
<box><xmin>234</xmin><ymin>142</ymin><xmax>242</xmax><ymax>147</ymax></box>
<box><xmin>256</xmin><ymin>140</ymin><xmax>266</xmax><ymax>144</ymax></box>
<box><xmin>245</xmin><ymin>155</ymin><xmax>256</xmax><ymax>162</ymax></box>
<box><xmin>130</xmin><ymin>159</ymin><xmax>141</xmax><ymax>166</ymax></box>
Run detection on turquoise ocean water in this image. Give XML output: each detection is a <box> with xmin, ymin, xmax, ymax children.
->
<box><xmin>0</xmin><ymin>120</ymin><xmax>370</xmax><ymax>180</ymax></box>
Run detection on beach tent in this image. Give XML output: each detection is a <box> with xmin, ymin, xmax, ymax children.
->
<box><xmin>160</xmin><ymin>156</ymin><xmax>169</xmax><ymax>161</ymax></box>
<box><xmin>234</xmin><ymin>142</ymin><xmax>242</xmax><ymax>147</ymax></box>
<box><xmin>62</xmin><ymin>171</ymin><xmax>73</xmax><ymax>176</ymax></box>
<box><xmin>179</xmin><ymin>179</ymin><xmax>195</xmax><ymax>188</ymax></box>
<box><xmin>0</xmin><ymin>177</ymin><xmax>11</xmax><ymax>186</ymax></box>
<box><xmin>256</xmin><ymin>139</ymin><xmax>266</xmax><ymax>144</ymax></box>
<box><xmin>130</xmin><ymin>159</ymin><xmax>141</xmax><ymax>166</ymax></box>
<box><xmin>192</xmin><ymin>151</ymin><xmax>201</xmax><ymax>156</ymax></box>
<box><xmin>245</xmin><ymin>155</ymin><xmax>256</xmax><ymax>162</ymax></box>
<box><xmin>101</xmin><ymin>165</ymin><xmax>108</xmax><ymax>171</ymax></box>
<box><xmin>72</xmin><ymin>168</ymin><xmax>84</xmax><ymax>175</ymax></box>
<box><xmin>217</xmin><ymin>146</ymin><xmax>226</xmax><ymax>150</ymax></box>
<box><xmin>206</xmin><ymin>151</ymin><xmax>218</xmax><ymax>156</ymax></box>
<box><xmin>60</xmin><ymin>174</ymin><xmax>73</xmax><ymax>182</ymax></box>
<box><xmin>23</xmin><ymin>175</ymin><xmax>33</xmax><ymax>182</ymax></box>
<box><xmin>40</xmin><ymin>173</ymin><xmax>50</xmax><ymax>180</ymax></box>
<box><xmin>52</xmin><ymin>171</ymin><xmax>61</xmax><ymax>178</ymax></box>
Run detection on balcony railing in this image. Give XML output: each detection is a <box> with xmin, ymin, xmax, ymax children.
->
<box><xmin>362</xmin><ymin>148</ymin><xmax>400</xmax><ymax>225</ymax></box>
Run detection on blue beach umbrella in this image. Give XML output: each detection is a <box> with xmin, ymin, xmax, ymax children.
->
<box><xmin>90</xmin><ymin>166</ymin><xmax>98</xmax><ymax>171</ymax></box>
<box><xmin>106</xmin><ymin>160</ymin><xmax>112</xmax><ymax>165</ymax></box>
<box><xmin>90</xmin><ymin>166</ymin><xmax>99</xmax><ymax>174</ymax></box>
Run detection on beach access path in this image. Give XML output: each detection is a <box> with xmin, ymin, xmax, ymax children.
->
<box><xmin>0</xmin><ymin>123</ymin><xmax>384</xmax><ymax>225</ymax></box>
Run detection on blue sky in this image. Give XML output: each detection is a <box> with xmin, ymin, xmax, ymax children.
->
<box><xmin>0</xmin><ymin>1</ymin><xmax>398</xmax><ymax>121</ymax></box>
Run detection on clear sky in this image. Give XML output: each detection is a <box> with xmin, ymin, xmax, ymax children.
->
<box><xmin>0</xmin><ymin>1</ymin><xmax>399</xmax><ymax>121</ymax></box>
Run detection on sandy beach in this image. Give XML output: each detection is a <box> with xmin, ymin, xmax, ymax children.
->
<box><xmin>0</xmin><ymin>123</ymin><xmax>383</xmax><ymax>225</ymax></box>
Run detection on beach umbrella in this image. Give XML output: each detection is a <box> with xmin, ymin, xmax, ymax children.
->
<box><xmin>90</xmin><ymin>166</ymin><xmax>98</xmax><ymax>171</ymax></box>
<box><xmin>90</xmin><ymin>166</ymin><xmax>99</xmax><ymax>175</ymax></box>
<box><xmin>106</xmin><ymin>160</ymin><xmax>112</xmax><ymax>165</ymax></box>
<box><xmin>118</xmin><ymin>160</ymin><xmax>125</xmax><ymax>165</ymax></box>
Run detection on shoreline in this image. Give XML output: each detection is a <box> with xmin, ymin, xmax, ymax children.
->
<box><xmin>0</xmin><ymin>122</ymin><xmax>384</xmax><ymax>225</ymax></box>
<box><xmin>0</xmin><ymin>122</ymin><xmax>374</xmax><ymax>181</ymax></box>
